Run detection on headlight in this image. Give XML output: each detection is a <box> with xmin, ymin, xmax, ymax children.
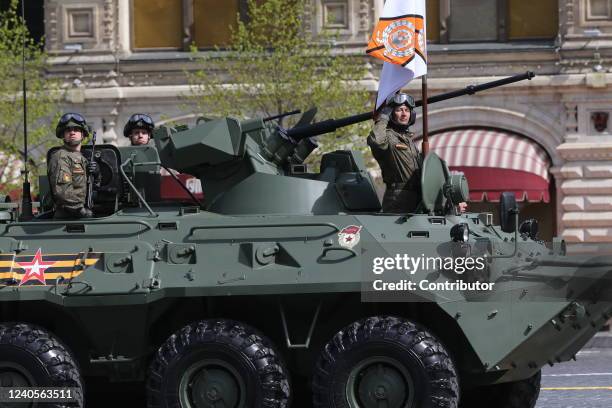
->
<box><xmin>450</xmin><ymin>223</ymin><xmax>470</xmax><ymax>242</ymax></box>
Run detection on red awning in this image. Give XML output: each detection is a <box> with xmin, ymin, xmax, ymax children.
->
<box><xmin>427</xmin><ymin>129</ymin><xmax>551</xmax><ymax>203</ymax></box>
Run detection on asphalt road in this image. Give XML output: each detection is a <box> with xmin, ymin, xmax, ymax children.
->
<box><xmin>537</xmin><ymin>349</ymin><xmax>612</xmax><ymax>408</ymax></box>
<box><xmin>87</xmin><ymin>349</ymin><xmax>612</xmax><ymax>407</ymax></box>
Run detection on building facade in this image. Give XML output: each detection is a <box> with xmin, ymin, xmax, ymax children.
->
<box><xmin>42</xmin><ymin>0</ymin><xmax>612</xmax><ymax>253</ymax></box>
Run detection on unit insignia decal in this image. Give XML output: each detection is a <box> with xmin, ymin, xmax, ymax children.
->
<box><xmin>338</xmin><ymin>225</ymin><xmax>362</xmax><ymax>249</ymax></box>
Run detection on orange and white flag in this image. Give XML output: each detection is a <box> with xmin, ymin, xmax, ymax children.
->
<box><xmin>366</xmin><ymin>0</ymin><xmax>427</xmax><ymax>108</ymax></box>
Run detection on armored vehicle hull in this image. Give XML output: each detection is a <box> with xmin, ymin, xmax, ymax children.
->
<box><xmin>1</xmin><ymin>202</ymin><xmax>610</xmax><ymax>407</ymax></box>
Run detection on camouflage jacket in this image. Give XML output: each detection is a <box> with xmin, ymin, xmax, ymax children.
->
<box><xmin>47</xmin><ymin>146</ymin><xmax>88</xmax><ymax>213</ymax></box>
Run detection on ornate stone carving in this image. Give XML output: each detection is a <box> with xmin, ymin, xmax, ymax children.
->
<box><xmin>303</xmin><ymin>0</ymin><xmax>314</xmax><ymax>37</ymax></box>
<box><xmin>45</xmin><ymin>1</ymin><xmax>60</xmax><ymax>51</ymax></box>
<box><xmin>102</xmin><ymin>0</ymin><xmax>115</xmax><ymax>49</ymax></box>
<box><xmin>565</xmin><ymin>103</ymin><xmax>579</xmax><ymax>133</ymax></box>
<box><xmin>358</xmin><ymin>0</ymin><xmax>370</xmax><ymax>34</ymax></box>
<box><xmin>592</xmin><ymin>111</ymin><xmax>609</xmax><ymax>132</ymax></box>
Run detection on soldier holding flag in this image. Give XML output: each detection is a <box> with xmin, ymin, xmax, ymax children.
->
<box><xmin>368</xmin><ymin>93</ymin><xmax>422</xmax><ymax>213</ymax></box>
<box><xmin>366</xmin><ymin>0</ymin><xmax>466</xmax><ymax>213</ymax></box>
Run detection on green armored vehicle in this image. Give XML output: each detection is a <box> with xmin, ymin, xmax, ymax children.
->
<box><xmin>0</xmin><ymin>73</ymin><xmax>611</xmax><ymax>408</ymax></box>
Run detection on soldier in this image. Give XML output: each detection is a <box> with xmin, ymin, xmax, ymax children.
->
<box><xmin>124</xmin><ymin>113</ymin><xmax>155</xmax><ymax>146</ymax></box>
<box><xmin>48</xmin><ymin>113</ymin><xmax>98</xmax><ymax>219</ymax></box>
<box><xmin>368</xmin><ymin>93</ymin><xmax>423</xmax><ymax>213</ymax></box>
<box><xmin>368</xmin><ymin>93</ymin><xmax>468</xmax><ymax>214</ymax></box>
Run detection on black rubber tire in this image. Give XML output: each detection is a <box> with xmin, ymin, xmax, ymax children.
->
<box><xmin>313</xmin><ymin>316</ymin><xmax>459</xmax><ymax>408</ymax></box>
<box><xmin>0</xmin><ymin>322</ymin><xmax>84</xmax><ymax>408</ymax></box>
<box><xmin>146</xmin><ymin>319</ymin><xmax>291</xmax><ymax>408</ymax></box>
<box><xmin>460</xmin><ymin>371</ymin><xmax>541</xmax><ymax>408</ymax></box>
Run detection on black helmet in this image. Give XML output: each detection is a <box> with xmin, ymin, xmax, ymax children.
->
<box><xmin>123</xmin><ymin>113</ymin><xmax>155</xmax><ymax>137</ymax></box>
<box><xmin>386</xmin><ymin>93</ymin><xmax>416</xmax><ymax>127</ymax></box>
<box><xmin>55</xmin><ymin>113</ymin><xmax>90</xmax><ymax>138</ymax></box>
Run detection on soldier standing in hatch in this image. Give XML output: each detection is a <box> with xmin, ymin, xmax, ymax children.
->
<box><xmin>368</xmin><ymin>93</ymin><xmax>423</xmax><ymax>213</ymax></box>
<box><xmin>369</xmin><ymin>93</ymin><xmax>468</xmax><ymax>214</ymax></box>
<box><xmin>123</xmin><ymin>113</ymin><xmax>155</xmax><ymax>146</ymax></box>
<box><xmin>48</xmin><ymin>113</ymin><xmax>98</xmax><ymax>219</ymax></box>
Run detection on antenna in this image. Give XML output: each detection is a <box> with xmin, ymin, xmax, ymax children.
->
<box><xmin>19</xmin><ymin>0</ymin><xmax>33</xmax><ymax>221</ymax></box>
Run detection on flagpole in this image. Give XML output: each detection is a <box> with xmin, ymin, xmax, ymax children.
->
<box><xmin>421</xmin><ymin>75</ymin><xmax>429</xmax><ymax>155</ymax></box>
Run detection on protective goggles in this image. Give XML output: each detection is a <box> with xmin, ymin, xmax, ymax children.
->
<box><xmin>387</xmin><ymin>93</ymin><xmax>415</xmax><ymax>108</ymax></box>
<box><xmin>59</xmin><ymin>112</ymin><xmax>87</xmax><ymax>126</ymax></box>
<box><xmin>128</xmin><ymin>113</ymin><xmax>154</xmax><ymax>126</ymax></box>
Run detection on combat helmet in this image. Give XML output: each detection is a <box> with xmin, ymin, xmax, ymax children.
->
<box><xmin>123</xmin><ymin>113</ymin><xmax>155</xmax><ymax>137</ymax></box>
<box><xmin>55</xmin><ymin>113</ymin><xmax>90</xmax><ymax>138</ymax></box>
<box><xmin>387</xmin><ymin>93</ymin><xmax>416</xmax><ymax>127</ymax></box>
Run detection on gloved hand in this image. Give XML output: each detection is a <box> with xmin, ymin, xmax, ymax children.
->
<box><xmin>78</xmin><ymin>207</ymin><xmax>93</xmax><ymax>218</ymax></box>
<box><xmin>378</xmin><ymin>105</ymin><xmax>393</xmax><ymax>120</ymax></box>
<box><xmin>87</xmin><ymin>160</ymin><xmax>99</xmax><ymax>176</ymax></box>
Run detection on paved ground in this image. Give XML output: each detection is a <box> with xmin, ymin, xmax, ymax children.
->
<box><xmin>537</xmin><ymin>348</ymin><xmax>612</xmax><ymax>408</ymax></box>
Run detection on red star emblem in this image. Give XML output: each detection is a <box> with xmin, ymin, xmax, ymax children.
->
<box><xmin>16</xmin><ymin>248</ymin><xmax>56</xmax><ymax>286</ymax></box>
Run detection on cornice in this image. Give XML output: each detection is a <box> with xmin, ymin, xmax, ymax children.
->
<box><xmin>558</xmin><ymin>142</ymin><xmax>612</xmax><ymax>160</ymax></box>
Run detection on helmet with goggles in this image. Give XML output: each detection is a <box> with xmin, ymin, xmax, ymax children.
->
<box><xmin>55</xmin><ymin>113</ymin><xmax>90</xmax><ymax>138</ymax></box>
<box><xmin>386</xmin><ymin>93</ymin><xmax>416</xmax><ymax>109</ymax></box>
<box><xmin>123</xmin><ymin>113</ymin><xmax>155</xmax><ymax>137</ymax></box>
<box><xmin>386</xmin><ymin>93</ymin><xmax>416</xmax><ymax>127</ymax></box>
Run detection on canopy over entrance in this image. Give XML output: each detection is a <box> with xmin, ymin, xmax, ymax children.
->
<box><xmin>427</xmin><ymin>129</ymin><xmax>551</xmax><ymax>202</ymax></box>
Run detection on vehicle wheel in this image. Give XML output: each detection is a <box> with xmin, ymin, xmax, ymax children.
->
<box><xmin>0</xmin><ymin>322</ymin><xmax>84</xmax><ymax>408</ymax></box>
<box><xmin>313</xmin><ymin>316</ymin><xmax>459</xmax><ymax>408</ymax></box>
<box><xmin>460</xmin><ymin>371</ymin><xmax>541</xmax><ymax>408</ymax></box>
<box><xmin>146</xmin><ymin>319</ymin><xmax>291</xmax><ymax>408</ymax></box>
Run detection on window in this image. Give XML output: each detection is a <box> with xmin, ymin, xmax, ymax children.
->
<box><xmin>508</xmin><ymin>0</ymin><xmax>558</xmax><ymax>40</ymax></box>
<box><xmin>194</xmin><ymin>0</ymin><xmax>240</xmax><ymax>48</ymax></box>
<box><xmin>427</xmin><ymin>0</ymin><xmax>558</xmax><ymax>44</ymax></box>
<box><xmin>586</xmin><ymin>0</ymin><xmax>612</xmax><ymax>20</ymax></box>
<box><xmin>426</xmin><ymin>0</ymin><xmax>440</xmax><ymax>43</ymax></box>
<box><xmin>449</xmin><ymin>0</ymin><xmax>498</xmax><ymax>42</ymax></box>
<box><xmin>133</xmin><ymin>0</ymin><xmax>241</xmax><ymax>50</ymax></box>
<box><xmin>133</xmin><ymin>0</ymin><xmax>182</xmax><ymax>49</ymax></box>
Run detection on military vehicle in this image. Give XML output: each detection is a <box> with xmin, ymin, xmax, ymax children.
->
<box><xmin>0</xmin><ymin>72</ymin><xmax>611</xmax><ymax>408</ymax></box>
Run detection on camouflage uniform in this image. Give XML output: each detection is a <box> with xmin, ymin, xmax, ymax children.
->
<box><xmin>368</xmin><ymin>114</ymin><xmax>423</xmax><ymax>213</ymax></box>
<box><xmin>47</xmin><ymin>146</ymin><xmax>89</xmax><ymax>219</ymax></box>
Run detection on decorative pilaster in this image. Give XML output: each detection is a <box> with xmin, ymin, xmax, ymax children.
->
<box><xmin>357</xmin><ymin>0</ymin><xmax>370</xmax><ymax>36</ymax></box>
<box><xmin>565</xmin><ymin>103</ymin><xmax>579</xmax><ymax>135</ymax></box>
<box><xmin>45</xmin><ymin>1</ymin><xmax>59</xmax><ymax>51</ymax></box>
<box><xmin>303</xmin><ymin>0</ymin><xmax>314</xmax><ymax>38</ymax></box>
<box><xmin>102</xmin><ymin>0</ymin><xmax>115</xmax><ymax>49</ymax></box>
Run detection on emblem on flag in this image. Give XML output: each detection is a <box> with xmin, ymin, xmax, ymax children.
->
<box><xmin>367</xmin><ymin>15</ymin><xmax>426</xmax><ymax>66</ymax></box>
<box><xmin>366</xmin><ymin>0</ymin><xmax>428</xmax><ymax>109</ymax></box>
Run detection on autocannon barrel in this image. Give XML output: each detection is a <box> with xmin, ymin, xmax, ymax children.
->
<box><xmin>286</xmin><ymin>71</ymin><xmax>535</xmax><ymax>141</ymax></box>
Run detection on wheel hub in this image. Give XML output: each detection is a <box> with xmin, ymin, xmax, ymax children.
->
<box><xmin>347</xmin><ymin>357</ymin><xmax>414</xmax><ymax>408</ymax></box>
<box><xmin>179</xmin><ymin>360</ymin><xmax>244</xmax><ymax>408</ymax></box>
<box><xmin>0</xmin><ymin>369</ymin><xmax>30</xmax><ymax>388</ymax></box>
<box><xmin>0</xmin><ymin>366</ymin><xmax>33</xmax><ymax>408</ymax></box>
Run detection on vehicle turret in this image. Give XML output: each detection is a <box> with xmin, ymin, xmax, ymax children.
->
<box><xmin>152</xmin><ymin>72</ymin><xmax>534</xmax><ymax>215</ymax></box>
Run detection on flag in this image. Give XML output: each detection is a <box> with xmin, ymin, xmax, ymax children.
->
<box><xmin>366</xmin><ymin>0</ymin><xmax>427</xmax><ymax>108</ymax></box>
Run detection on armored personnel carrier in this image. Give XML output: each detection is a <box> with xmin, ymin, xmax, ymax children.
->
<box><xmin>0</xmin><ymin>73</ymin><xmax>611</xmax><ymax>408</ymax></box>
